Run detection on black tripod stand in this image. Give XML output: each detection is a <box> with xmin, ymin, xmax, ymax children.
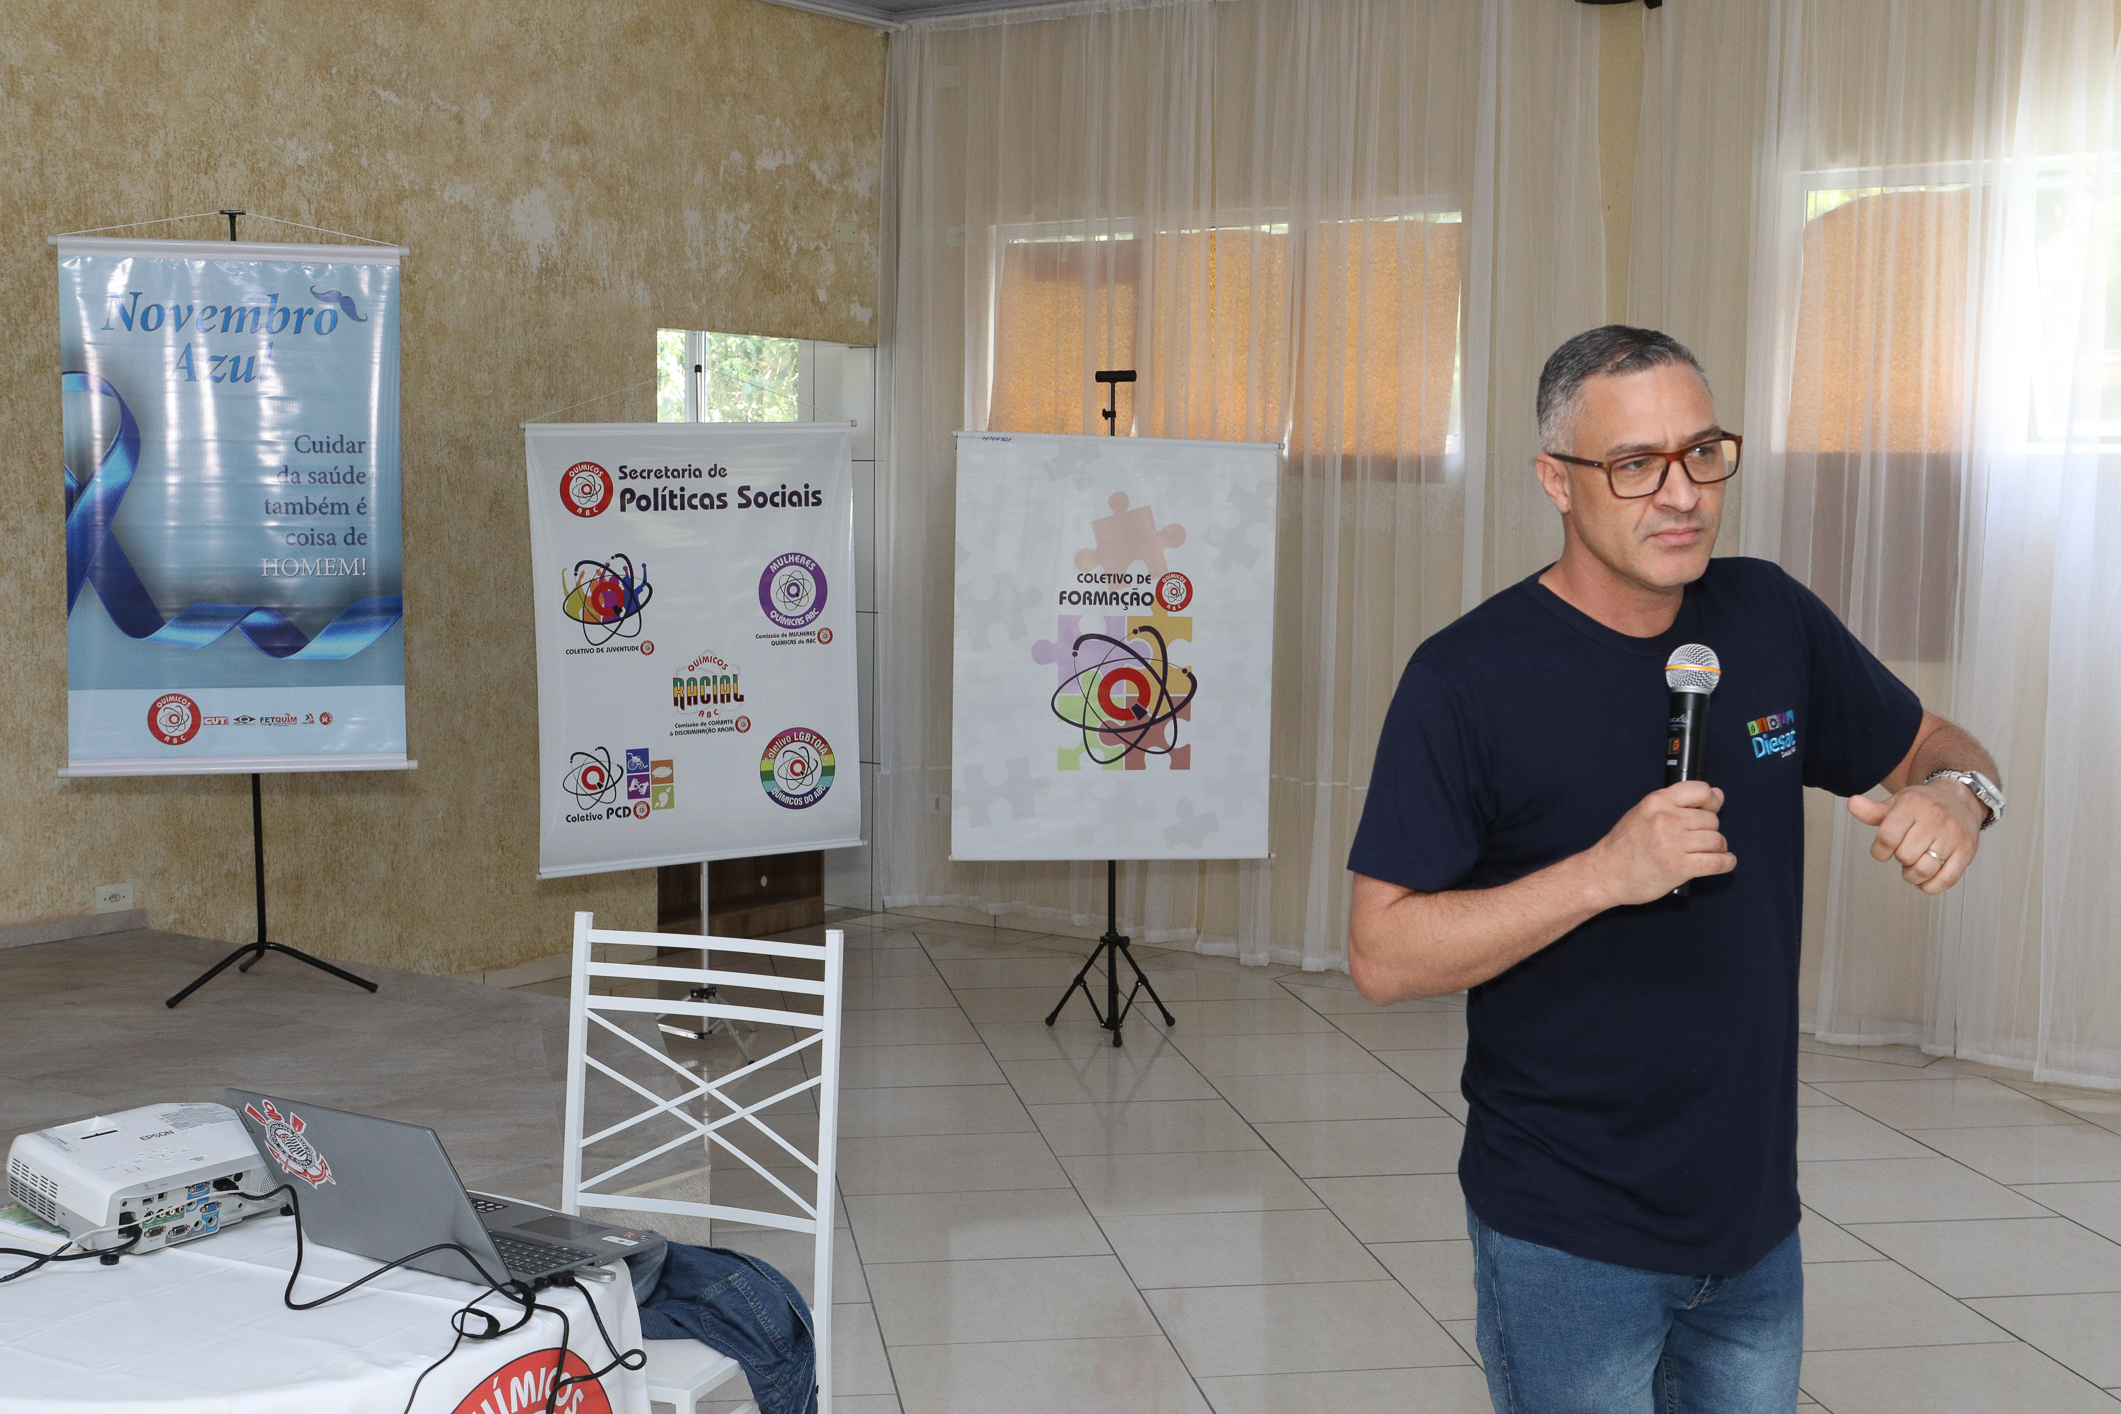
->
<box><xmin>165</xmin><ymin>773</ymin><xmax>379</xmax><ymax>1008</ymax></box>
<box><xmin>1040</xmin><ymin>368</ymin><xmax>1175</xmax><ymax>1047</ymax></box>
<box><xmin>162</xmin><ymin>206</ymin><xmax>380</xmax><ymax>1011</ymax></box>
<box><xmin>1044</xmin><ymin>859</ymin><xmax>1175</xmax><ymax>1046</ymax></box>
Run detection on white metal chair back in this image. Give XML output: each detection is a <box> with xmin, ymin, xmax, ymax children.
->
<box><xmin>561</xmin><ymin>912</ymin><xmax>843</xmax><ymax>1411</ymax></box>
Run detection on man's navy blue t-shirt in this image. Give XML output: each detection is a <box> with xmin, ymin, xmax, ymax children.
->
<box><xmin>1348</xmin><ymin>558</ymin><xmax>1922</xmax><ymax>1275</ymax></box>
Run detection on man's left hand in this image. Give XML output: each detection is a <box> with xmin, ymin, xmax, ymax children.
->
<box><xmin>1846</xmin><ymin>783</ymin><xmax>1986</xmax><ymax>895</ymax></box>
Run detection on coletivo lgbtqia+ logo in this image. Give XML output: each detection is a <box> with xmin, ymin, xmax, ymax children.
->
<box><xmin>147</xmin><ymin>692</ymin><xmax>202</xmax><ymax>745</ymax></box>
<box><xmin>243</xmin><ymin>1099</ymin><xmax>334</xmax><ymax>1188</ymax></box>
<box><xmin>759</xmin><ymin>727</ymin><xmax>835</xmax><ymax>809</ymax></box>
<box><xmin>760</xmin><ymin>552</ymin><xmax>827</xmax><ymax>630</ymax></box>
<box><xmin>451</xmin><ymin>1348</ymin><xmax>611</xmax><ymax>1414</ymax></box>
<box><xmin>561</xmin><ymin>462</ymin><xmax>614</xmax><ymax>518</ymax></box>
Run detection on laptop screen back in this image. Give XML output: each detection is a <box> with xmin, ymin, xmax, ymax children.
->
<box><xmin>225</xmin><ymin>1088</ymin><xmax>506</xmax><ymax>1288</ymax></box>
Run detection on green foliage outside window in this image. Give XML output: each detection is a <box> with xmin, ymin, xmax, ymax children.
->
<box><xmin>656</xmin><ymin>328</ymin><xmax>800</xmax><ymax>422</ymax></box>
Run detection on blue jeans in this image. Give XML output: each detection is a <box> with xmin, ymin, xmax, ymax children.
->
<box><xmin>1467</xmin><ymin>1206</ymin><xmax>1803</xmax><ymax>1414</ymax></box>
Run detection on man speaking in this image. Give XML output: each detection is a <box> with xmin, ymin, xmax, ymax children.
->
<box><xmin>1347</xmin><ymin>326</ymin><xmax>2004</xmax><ymax>1414</ymax></box>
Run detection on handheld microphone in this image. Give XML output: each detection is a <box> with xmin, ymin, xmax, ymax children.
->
<box><xmin>1663</xmin><ymin>643</ymin><xmax>1721</xmax><ymax>898</ymax></box>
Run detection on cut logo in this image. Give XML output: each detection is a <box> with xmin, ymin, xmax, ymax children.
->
<box><xmin>243</xmin><ymin>1099</ymin><xmax>334</xmax><ymax>1188</ymax></box>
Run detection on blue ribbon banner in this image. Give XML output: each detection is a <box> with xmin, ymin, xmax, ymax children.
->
<box><xmin>63</xmin><ymin>371</ymin><xmax>402</xmax><ymax>659</ymax></box>
<box><xmin>55</xmin><ymin>237</ymin><xmax>409</xmax><ymax>771</ymax></box>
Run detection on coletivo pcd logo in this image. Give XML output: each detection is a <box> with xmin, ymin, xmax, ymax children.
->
<box><xmin>147</xmin><ymin>692</ymin><xmax>201</xmax><ymax>745</ymax></box>
<box><xmin>563</xmin><ymin>746</ymin><xmax>667</xmax><ymax>821</ymax></box>
<box><xmin>759</xmin><ymin>728</ymin><xmax>834</xmax><ymax>809</ymax></box>
<box><xmin>760</xmin><ymin>552</ymin><xmax>827</xmax><ymax>630</ymax></box>
<box><xmin>563</xmin><ymin>747</ymin><xmax>619</xmax><ymax>810</ymax></box>
<box><xmin>561</xmin><ymin>462</ymin><xmax>614</xmax><ymax>518</ymax></box>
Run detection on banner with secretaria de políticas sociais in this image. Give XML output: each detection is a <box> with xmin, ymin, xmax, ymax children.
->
<box><xmin>55</xmin><ymin>236</ymin><xmax>409</xmax><ymax>775</ymax></box>
<box><xmin>524</xmin><ymin>421</ymin><xmax>862</xmax><ymax>879</ymax></box>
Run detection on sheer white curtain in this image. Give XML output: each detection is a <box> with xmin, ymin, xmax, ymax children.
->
<box><xmin>1638</xmin><ymin>0</ymin><xmax>2121</xmax><ymax>1087</ymax></box>
<box><xmin>877</xmin><ymin>0</ymin><xmax>1603</xmax><ymax>970</ymax></box>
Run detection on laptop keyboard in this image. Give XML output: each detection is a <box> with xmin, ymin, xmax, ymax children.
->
<box><xmin>489</xmin><ymin>1233</ymin><xmax>598</xmax><ymax>1276</ymax></box>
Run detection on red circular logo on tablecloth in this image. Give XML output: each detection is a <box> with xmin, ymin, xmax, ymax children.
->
<box><xmin>1155</xmin><ymin>571</ymin><xmax>1193</xmax><ymax>613</ymax></box>
<box><xmin>561</xmin><ymin>462</ymin><xmax>614</xmax><ymax>518</ymax></box>
<box><xmin>452</xmin><ymin>1349</ymin><xmax>610</xmax><ymax>1414</ymax></box>
<box><xmin>147</xmin><ymin>693</ymin><xmax>201</xmax><ymax>745</ymax></box>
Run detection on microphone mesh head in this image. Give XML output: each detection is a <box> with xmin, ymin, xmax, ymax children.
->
<box><xmin>1665</xmin><ymin>643</ymin><xmax>1722</xmax><ymax>694</ymax></box>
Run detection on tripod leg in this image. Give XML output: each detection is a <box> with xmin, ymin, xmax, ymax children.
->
<box><xmin>165</xmin><ymin>944</ymin><xmax>266</xmax><ymax>1009</ymax></box>
<box><xmin>257</xmin><ymin>943</ymin><xmax>380</xmax><ymax>993</ymax></box>
<box><xmin>1045</xmin><ymin>943</ymin><xmax>1108</xmax><ymax>1027</ymax></box>
<box><xmin>1120</xmin><ymin>944</ymin><xmax>1177</xmax><ymax>1027</ymax></box>
<box><xmin>1109</xmin><ymin>934</ymin><xmax>1123</xmax><ymax>1046</ymax></box>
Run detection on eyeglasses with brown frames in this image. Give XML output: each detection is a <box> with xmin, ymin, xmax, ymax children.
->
<box><xmin>1548</xmin><ymin>433</ymin><xmax>1743</xmax><ymax>500</ymax></box>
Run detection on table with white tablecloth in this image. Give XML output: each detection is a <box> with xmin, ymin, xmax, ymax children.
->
<box><xmin>0</xmin><ymin>1215</ymin><xmax>650</xmax><ymax>1414</ymax></box>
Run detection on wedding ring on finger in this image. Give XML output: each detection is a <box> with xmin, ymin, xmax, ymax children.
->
<box><xmin>1926</xmin><ymin>849</ymin><xmax>1945</xmax><ymax>863</ymax></box>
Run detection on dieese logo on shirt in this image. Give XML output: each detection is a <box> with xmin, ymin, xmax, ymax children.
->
<box><xmin>1747</xmin><ymin>709</ymin><xmax>1798</xmax><ymax>759</ymax></box>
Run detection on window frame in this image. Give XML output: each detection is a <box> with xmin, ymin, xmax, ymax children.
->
<box><xmin>982</xmin><ymin>197</ymin><xmax>1467</xmax><ymax>464</ymax></box>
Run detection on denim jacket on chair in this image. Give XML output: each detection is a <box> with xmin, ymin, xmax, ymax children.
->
<box><xmin>635</xmin><ymin>1243</ymin><xmax>817</xmax><ymax>1414</ymax></box>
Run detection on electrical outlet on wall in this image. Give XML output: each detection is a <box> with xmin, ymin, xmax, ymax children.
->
<box><xmin>833</xmin><ymin>218</ymin><xmax>860</xmax><ymax>245</ymax></box>
<box><xmin>93</xmin><ymin>880</ymin><xmax>133</xmax><ymax>913</ymax></box>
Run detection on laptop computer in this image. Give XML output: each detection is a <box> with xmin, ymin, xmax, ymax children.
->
<box><xmin>226</xmin><ymin>1088</ymin><xmax>663</xmax><ymax>1290</ymax></box>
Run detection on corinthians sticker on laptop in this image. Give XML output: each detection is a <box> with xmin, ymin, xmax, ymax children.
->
<box><xmin>244</xmin><ymin>1099</ymin><xmax>335</xmax><ymax>1188</ymax></box>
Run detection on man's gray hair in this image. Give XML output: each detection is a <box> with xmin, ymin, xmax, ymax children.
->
<box><xmin>1536</xmin><ymin>325</ymin><xmax>1709</xmax><ymax>454</ymax></box>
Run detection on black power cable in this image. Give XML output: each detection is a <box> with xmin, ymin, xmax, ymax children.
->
<box><xmin>3</xmin><ymin>1182</ymin><xmax>643</xmax><ymax>1413</ymax></box>
<box><xmin>0</xmin><ymin>1228</ymin><xmax>143</xmax><ymax>1283</ymax></box>
<box><xmin>228</xmin><ymin>1185</ymin><xmax>642</xmax><ymax>1414</ymax></box>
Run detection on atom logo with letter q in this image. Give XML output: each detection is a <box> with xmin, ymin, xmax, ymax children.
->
<box><xmin>563</xmin><ymin>747</ymin><xmax>620</xmax><ymax>808</ymax></box>
<box><xmin>561</xmin><ymin>462</ymin><xmax>614</xmax><ymax>518</ymax></box>
<box><xmin>759</xmin><ymin>727</ymin><xmax>835</xmax><ymax>809</ymax></box>
<box><xmin>760</xmin><ymin>552</ymin><xmax>828</xmax><ymax>630</ymax></box>
<box><xmin>561</xmin><ymin>553</ymin><xmax>652</xmax><ymax>645</ymax></box>
<box><xmin>1155</xmin><ymin>572</ymin><xmax>1193</xmax><ymax>613</ymax></box>
<box><xmin>148</xmin><ymin>693</ymin><xmax>201</xmax><ymax>745</ymax></box>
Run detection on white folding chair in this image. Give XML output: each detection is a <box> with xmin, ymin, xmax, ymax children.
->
<box><xmin>560</xmin><ymin>912</ymin><xmax>844</xmax><ymax>1414</ymax></box>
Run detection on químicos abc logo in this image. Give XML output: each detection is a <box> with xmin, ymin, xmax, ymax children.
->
<box><xmin>561</xmin><ymin>462</ymin><xmax>614</xmax><ymax>518</ymax></box>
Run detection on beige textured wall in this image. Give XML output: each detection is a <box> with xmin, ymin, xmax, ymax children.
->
<box><xmin>0</xmin><ymin>0</ymin><xmax>883</xmax><ymax>973</ymax></box>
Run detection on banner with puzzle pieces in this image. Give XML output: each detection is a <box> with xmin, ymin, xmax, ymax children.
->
<box><xmin>951</xmin><ymin>430</ymin><xmax>1278</xmax><ymax>859</ymax></box>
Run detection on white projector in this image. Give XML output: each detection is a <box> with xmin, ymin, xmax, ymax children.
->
<box><xmin>6</xmin><ymin>1101</ymin><xmax>276</xmax><ymax>1254</ymax></box>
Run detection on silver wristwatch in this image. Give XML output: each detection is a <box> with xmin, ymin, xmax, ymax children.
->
<box><xmin>1924</xmin><ymin>769</ymin><xmax>2004</xmax><ymax>829</ymax></box>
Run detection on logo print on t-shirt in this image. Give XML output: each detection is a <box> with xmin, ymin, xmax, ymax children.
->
<box><xmin>1747</xmin><ymin>709</ymin><xmax>1798</xmax><ymax>759</ymax></box>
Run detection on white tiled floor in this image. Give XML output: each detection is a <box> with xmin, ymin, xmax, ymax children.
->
<box><xmin>650</xmin><ymin>911</ymin><xmax>2121</xmax><ymax>1414</ymax></box>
